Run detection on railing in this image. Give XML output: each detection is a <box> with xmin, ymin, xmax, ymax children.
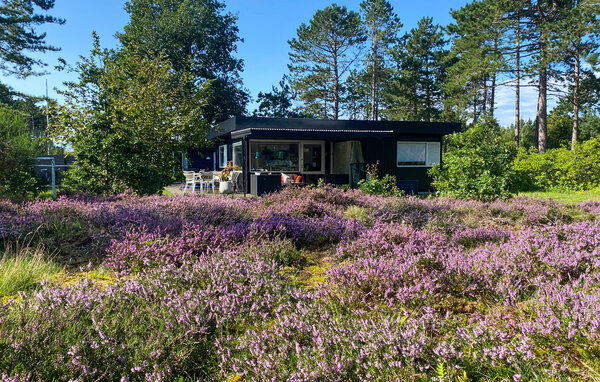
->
<box><xmin>33</xmin><ymin>157</ymin><xmax>77</xmax><ymax>199</ymax></box>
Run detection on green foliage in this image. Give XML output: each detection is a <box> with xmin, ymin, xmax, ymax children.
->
<box><xmin>430</xmin><ymin>121</ymin><xmax>517</xmax><ymax>200</ymax></box>
<box><xmin>358</xmin><ymin>163</ymin><xmax>404</xmax><ymax>197</ymax></box>
<box><xmin>53</xmin><ymin>36</ymin><xmax>205</xmax><ymax>195</ymax></box>
<box><xmin>359</xmin><ymin>0</ymin><xmax>401</xmax><ymax>120</ymax></box>
<box><xmin>0</xmin><ymin>104</ymin><xmax>43</xmax><ymax>198</ymax></box>
<box><xmin>513</xmin><ymin>137</ymin><xmax>600</xmax><ymax>191</ymax></box>
<box><xmin>389</xmin><ymin>16</ymin><xmax>449</xmax><ymax>122</ymax></box>
<box><xmin>0</xmin><ymin>0</ymin><xmax>64</xmax><ymax>77</ymax></box>
<box><xmin>118</xmin><ymin>0</ymin><xmax>248</xmax><ymax>125</ymax></box>
<box><xmin>358</xmin><ymin>174</ymin><xmax>404</xmax><ymax>197</ymax></box>
<box><xmin>252</xmin><ymin>77</ymin><xmax>308</xmax><ymax>118</ymax></box>
<box><xmin>444</xmin><ymin>0</ymin><xmax>506</xmax><ymax>123</ymax></box>
<box><xmin>288</xmin><ymin>4</ymin><xmax>364</xmax><ymax>119</ymax></box>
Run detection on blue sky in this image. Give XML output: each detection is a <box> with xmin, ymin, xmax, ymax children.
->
<box><xmin>1</xmin><ymin>0</ymin><xmax>546</xmax><ymax>126</ymax></box>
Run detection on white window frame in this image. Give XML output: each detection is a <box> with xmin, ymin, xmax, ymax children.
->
<box><xmin>249</xmin><ymin>139</ymin><xmax>325</xmax><ymax>174</ymax></box>
<box><xmin>219</xmin><ymin>144</ymin><xmax>228</xmax><ymax>168</ymax></box>
<box><xmin>396</xmin><ymin>141</ymin><xmax>440</xmax><ymax>168</ymax></box>
<box><xmin>300</xmin><ymin>141</ymin><xmax>326</xmax><ymax>174</ymax></box>
<box><xmin>232</xmin><ymin>142</ymin><xmax>242</xmax><ymax>167</ymax></box>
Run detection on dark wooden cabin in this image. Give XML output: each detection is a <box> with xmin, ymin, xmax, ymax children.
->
<box><xmin>207</xmin><ymin>116</ymin><xmax>461</xmax><ymax>196</ymax></box>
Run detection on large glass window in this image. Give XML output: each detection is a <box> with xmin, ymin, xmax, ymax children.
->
<box><xmin>250</xmin><ymin>142</ymin><xmax>299</xmax><ymax>172</ymax></box>
<box><xmin>232</xmin><ymin>142</ymin><xmax>242</xmax><ymax>167</ymax></box>
<box><xmin>219</xmin><ymin>144</ymin><xmax>227</xmax><ymax>168</ymax></box>
<box><xmin>396</xmin><ymin>142</ymin><xmax>440</xmax><ymax>167</ymax></box>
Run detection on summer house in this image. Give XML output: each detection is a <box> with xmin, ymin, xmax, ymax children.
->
<box><xmin>200</xmin><ymin>116</ymin><xmax>460</xmax><ymax>196</ymax></box>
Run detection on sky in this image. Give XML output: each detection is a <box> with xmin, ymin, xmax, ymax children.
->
<box><xmin>1</xmin><ymin>0</ymin><xmax>550</xmax><ymax>127</ymax></box>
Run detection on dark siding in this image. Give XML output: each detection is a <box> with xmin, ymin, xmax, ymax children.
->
<box><xmin>188</xmin><ymin>148</ymin><xmax>215</xmax><ymax>171</ymax></box>
<box><xmin>364</xmin><ymin>138</ymin><xmax>397</xmax><ymax>177</ymax></box>
<box><xmin>395</xmin><ymin>167</ymin><xmax>434</xmax><ymax>192</ymax></box>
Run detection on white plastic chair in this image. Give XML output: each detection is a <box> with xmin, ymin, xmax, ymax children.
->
<box><xmin>198</xmin><ymin>172</ymin><xmax>214</xmax><ymax>193</ymax></box>
<box><xmin>231</xmin><ymin>170</ymin><xmax>242</xmax><ymax>193</ymax></box>
<box><xmin>183</xmin><ymin>171</ymin><xmax>198</xmax><ymax>195</ymax></box>
<box><xmin>211</xmin><ymin>172</ymin><xmax>223</xmax><ymax>194</ymax></box>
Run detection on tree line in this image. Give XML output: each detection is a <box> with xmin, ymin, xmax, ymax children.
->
<box><xmin>0</xmin><ymin>0</ymin><xmax>599</xmax><ymax>196</ymax></box>
<box><xmin>257</xmin><ymin>0</ymin><xmax>599</xmax><ymax>155</ymax></box>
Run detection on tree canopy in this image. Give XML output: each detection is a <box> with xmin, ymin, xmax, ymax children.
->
<box><xmin>118</xmin><ymin>0</ymin><xmax>248</xmax><ymax>125</ymax></box>
<box><xmin>288</xmin><ymin>4</ymin><xmax>364</xmax><ymax>120</ymax></box>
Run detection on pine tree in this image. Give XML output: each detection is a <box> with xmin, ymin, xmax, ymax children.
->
<box><xmin>0</xmin><ymin>0</ymin><xmax>64</xmax><ymax>77</ymax></box>
<box><xmin>252</xmin><ymin>77</ymin><xmax>307</xmax><ymax>118</ymax></box>
<box><xmin>359</xmin><ymin>0</ymin><xmax>401</xmax><ymax>120</ymax></box>
<box><xmin>288</xmin><ymin>4</ymin><xmax>364</xmax><ymax>120</ymax></box>
<box><xmin>390</xmin><ymin>17</ymin><xmax>448</xmax><ymax>122</ymax></box>
<box><xmin>446</xmin><ymin>0</ymin><xmax>507</xmax><ymax>123</ymax></box>
<box><xmin>556</xmin><ymin>0</ymin><xmax>600</xmax><ymax>149</ymax></box>
<box><xmin>520</xmin><ymin>0</ymin><xmax>572</xmax><ymax>152</ymax></box>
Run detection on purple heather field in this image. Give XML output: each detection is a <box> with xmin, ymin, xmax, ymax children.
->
<box><xmin>1</xmin><ymin>186</ymin><xmax>600</xmax><ymax>381</ymax></box>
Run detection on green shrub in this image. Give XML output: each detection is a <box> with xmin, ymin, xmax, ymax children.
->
<box><xmin>513</xmin><ymin>137</ymin><xmax>600</xmax><ymax>191</ymax></box>
<box><xmin>358</xmin><ymin>162</ymin><xmax>404</xmax><ymax>197</ymax></box>
<box><xmin>0</xmin><ymin>104</ymin><xmax>43</xmax><ymax>198</ymax></box>
<box><xmin>429</xmin><ymin>121</ymin><xmax>517</xmax><ymax>200</ymax></box>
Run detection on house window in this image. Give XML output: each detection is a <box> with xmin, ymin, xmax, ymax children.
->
<box><xmin>250</xmin><ymin>142</ymin><xmax>299</xmax><ymax>172</ymax></box>
<box><xmin>397</xmin><ymin>142</ymin><xmax>440</xmax><ymax>167</ymax></box>
<box><xmin>232</xmin><ymin>142</ymin><xmax>242</xmax><ymax>167</ymax></box>
<box><xmin>219</xmin><ymin>144</ymin><xmax>227</xmax><ymax>168</ymax></box>
<box><xmin>249</xmin><ymin>140</ymin><xmax>325</xmax><ymax>173</ymax></box>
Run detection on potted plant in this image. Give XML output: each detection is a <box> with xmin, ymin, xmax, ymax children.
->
<box><xmin>219</xmin><ymin>161</ymin><xmax>241</xmax><ymax>194</ymax></box>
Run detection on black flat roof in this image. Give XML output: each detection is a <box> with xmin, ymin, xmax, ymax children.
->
<box><xmin>208</xmin><ymin>116</ymin><xmax>461</xmax><ymax>140</ymax></box>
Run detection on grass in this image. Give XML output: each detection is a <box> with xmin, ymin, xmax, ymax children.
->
<box><xmin>0</xmin><ymin>244</ymin><xmax>63</xmax><ymax>298</ymax></box>
<box><xmin>519</xmin><ymin>190</ymin><xmax>600</xmax><ymax>204</ymax></box>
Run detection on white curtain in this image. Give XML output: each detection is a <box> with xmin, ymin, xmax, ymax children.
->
<box><xmin>332</xmin><ymin>141</ymin><xmax>364</xmax><ymax>174</ymax></box>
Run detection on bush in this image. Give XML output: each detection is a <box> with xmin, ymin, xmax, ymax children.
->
<box><xmin>0</xmin><ymin>105</ymin><xmax>43</xmax><ymax>198</ymax></box>
<box><xmin>513</xmin><ymin>137</ymin><xmax>600</xmax><ymax>191</ymax></box>
<box><xmin>358</xmin><ymin>162</ymin><xmax>404</xmax><ymax>197</ymax></box>
<box><xmin>430</xmin><ymin>121</ymin><xmax>517</xmax><ymax>200</ymax></box>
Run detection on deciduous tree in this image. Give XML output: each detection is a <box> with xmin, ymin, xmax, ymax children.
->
<box><xmin>118</xmin><ymin>0</ymin><xmax>248</xmax><ymax>125</ymax></box>
<box><xmin>53</xmin><ymin>35</ymin><xmax>205</xmax><ymax>195</ymax></box>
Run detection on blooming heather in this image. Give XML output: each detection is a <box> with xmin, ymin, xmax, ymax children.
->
<box><xmin>0</xmin><ymin>189</ymin><xmax>599</xmax><ymax>380</ymax></box>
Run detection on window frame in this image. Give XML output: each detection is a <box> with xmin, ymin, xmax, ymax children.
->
<box><xmin>396</xmin><ymin>141</ymin><xmax>441</xmax><ymax>168</ymax></box>
<box><xmin>232</xmin><ymin>141</ymin><xmax>242</xmax><ymax>167</ymax></box>
<box><xmin>218</xmin><ymin>144</ymin><xmax>228</xmax><ymax>168</ymax></box>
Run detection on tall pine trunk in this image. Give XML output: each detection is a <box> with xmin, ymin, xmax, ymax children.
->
<box><xmin>515</xmin><ymin>18</ymin><xmax>520</xmax><ymax>146</ymax></box>
<box><xmin>536</xmin><ymin>66</ymin><xmax>548</xmax><ymax>152</ymax></box>
<box><xmin>490</xmin><ymin>38</ymin><xmax>498</xmax><ymax>117</ymax></box>
<box><xmin>572</xmin><ymin>51</ymin><xmax>580</xmax><ymax>150</ymax></box>
<box><xmin>333</xmin><ymin>55</ymin><xmax>339</xmax><ymax>120</ymax></box>
<box><xmin>536</xmin><ymin>33</ymin><xmax>547</xmax><ymax>153</ymax></box>
<box><xmin>371</xmin><ymin>30</ymin><xmax>378</xmax><ymax>121</ymax></box>
<box><xmin>482</xmin><ymin>73</ymin><xmax>488</xmax><ymax>115</ymax></box>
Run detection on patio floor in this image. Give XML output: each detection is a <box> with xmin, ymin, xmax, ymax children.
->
<box><xmin>165</xmin><ymin>183</ymin><xmax>252</xmax><ymax>198</ymax></box>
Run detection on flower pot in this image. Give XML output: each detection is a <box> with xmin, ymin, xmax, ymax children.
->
<box><xmin>219</xmin><ymin>180</ymin><xmax>233</xmax><ymax>194</ymax></box>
